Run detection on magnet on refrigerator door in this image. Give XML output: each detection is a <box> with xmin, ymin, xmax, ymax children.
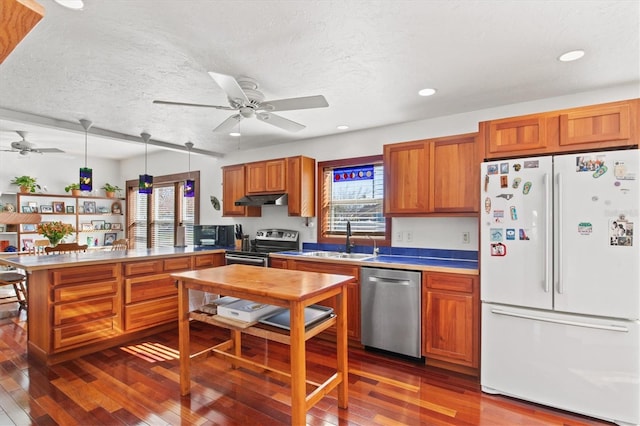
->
<box><xmin>493</xmin><ymin>210</ymin><xmax>505</xmax><ymax>223</ymax></box>
<box><xmin>609</xmin><ymin>217</ymin><xmax>633</xmax><ymax>246</ymax></box>
<box><xmin>510</xmin><ymin>206</ymin><xmax>518</xmax><ymax>220</ymax></box>
<box><xmin>490</xmin><ymin>228</ymin><xmax>504</xmax><ymax>242</ymax></box>
<box><xmin>506</xmin><ymin>229</ymin><xmax>516</xmax><ymax>240</ymax></box>
<box><xmin>518</xmin><ymin>229</ymin><xmax>530</xmax><ymax>240</ymax></box>
<box><xmin>487</xmin><ymin>164</ymin><xmax>499</xmax><ymax>175</ymax></box>
<box><xmin>500</xmin><ymin>176</ymin><xmax>508</xmax><ymax>188</ymax></box>
<box><xmin>500</xmin><ymin>163</ymin><xmax>509</xmax><ymax>174</ymax></box>
<box><xmin>524</xmin><ymin>160</ymin><xmax>539</xmax><ymax>168</ymax></box>
<box><xmin>490</xmin><ymin>243</ymin><xmax>507</xmax><ymax>256</ymax></box>
<box><xmin>485</xmin><ymin>197</ymin><xmax>492</xmax><ymax>213</ymax></box>
<box><xmin>576</xmin><ymin>154</ymin><xmax>605</xmax><ymax>172</ymax></box>
<box><xmin>513</xmin><ymin>163</ymin><xmax>522</xmax><ymax>172</ymax></box>
<box><xmin>593</xmin><ymin>165</ymin><xmax>608</xmax><ymax>178</ymax></box>
<box><xmin>512</xmin><ymin>177</ymin><xmax>522</xmax><ymax>189</ymax></box>
<box><xmin>578</xmin><ymin>222</ymin><xmax>593</xmax><ymax>235</ymax></box>
<box><xmin>497</xmin><ymin>194</ymin><xmax>514</xmax><ymax>200</ymax></box>
<box><xmin>523</xmin><ymin>181</ymin><xmax>532</xmax><ymax>194</ymax></box>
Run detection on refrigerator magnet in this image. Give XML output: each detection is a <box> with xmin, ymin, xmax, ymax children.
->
<box><xmin>490</xmin><ymin>228</ymin><xmax>503</xmax><ymax>242</ymax></box>
<box><xmin>500</xmin><ymin>163</ymin><xmax>509</xmax><ymax>174</ymax></box>
<box><xmin>593</xmin><ymin>165</ymin><xmax>608</xmax><ymax>178</ymax></box>
<box><xmin>493</xmin><ymin>210</ymin><xmax>505</xmax><ymax>223</ymax></box>
<box><xmin>490</xmin><ymin>243</ymin><xmax>507</xmax><ymax>256</ymax></box>
<box><xmin>518</xmin><ymin>229</ymin><xmax>530</xmax><ymax>240</ymax></box>
<box><xmin>523</xmin><ymin>181</ymin><xmax>532</xmax><ymax>194</ymax></box>
<box><xmin>487</xmin><ymin>164</ymin><xmax>499</xmax><ymax>175</ymax></box>
<box><xmin>510</xmin><ymin>206</ymin><xmax>518</xmax><ymax>220</ymax></box>
<box><xmin>513</xmin><ymin>163</ymin><xmax>522</xmax><ymax>172</ymax></box>
<box><xmin>485</xmin><ymin>197</ymin><xmax>492</xmax><ymax>213</ymax></box>
<box><xmin>484</xmin><ymin>174</ymin><xmax>490</xmax><ymax>192</ymax></box>
<box><xmin>500</xmin><ymin>175</ymin><xmax>508</xmax><ymax>188</ymax></box>
<box><xmin>578</xmin><ymin>222</ymin><xmax>593</xmax><ymax>235</ymax></box>
<box><xmin>496</xmin><ymin>193</ymin><xmax>513</xmax><ymax>200</ymax></box>
<box><xmin>512</xmin><ymin>177</ymin><xmax>522</xmax><ymax>189</ymax></box>
<box><xmin>524</xmin><ymin>160</ymin><xmax>539</xmax><ymax>168</ymax></box>
<box><xmin>506</xmin><ymin>229</ymin><xmax>516</xmax><ymax>240</ymax></box>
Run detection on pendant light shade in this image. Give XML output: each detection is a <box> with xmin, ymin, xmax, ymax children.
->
<box><xmin>184</xmin><ymin>142</ymin><xmax>195</xmax><ymax>197</ymax></box>
<box><xmin>79</xmin><ymin>119</ymin><xmax>93</xmax><ymax>191</ymax></box>
<box><xmin>139</xmin><ymin>132</ymin><xmax>153</xmax><ymax>194</ymax></box>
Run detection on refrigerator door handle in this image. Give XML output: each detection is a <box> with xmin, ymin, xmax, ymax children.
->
<box><xmin>543</xmin><ymin>173</ymin><xmax>551</xmax><ymax>293</ymax></box>
<box><xmin>490</xmin><ymin>308</ymin><xmax>629</xmax><ymax>332</ymax></box>
<box><xmin>556</xmin><ymin>173</ymin><xmax>564</xmax><ymax>294</ymax></box>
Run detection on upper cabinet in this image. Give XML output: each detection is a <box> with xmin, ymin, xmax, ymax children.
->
<box><xmin>1</xmin><ymin>0</ymin><xmax>45</xmax><ymax>64</ymax></box>
<box><xmin>384</xmin><ymin>133</ymin><xmax>480</xmax><ymax>216</ymax></box>
<box><xmin>222</xmin><ymin>156</ymin><xmax>316</xmax><ymax>217</ymax></box>
<box><xmin>245</xmin><ymin>159</ymin><xmax>287</xmax><ymax>194</ymax></box>
<box><xmin>483</xmin><ymin>99</ymin><xmax>639</xmax><ymax>159</ymax></box>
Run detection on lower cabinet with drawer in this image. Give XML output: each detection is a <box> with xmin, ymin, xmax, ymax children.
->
<box><xmin>422</xmin><ymin>271</ymin><xmax>479</xmax><ymax>374</ymax></box>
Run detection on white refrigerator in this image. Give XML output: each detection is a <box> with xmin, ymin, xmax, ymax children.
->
<box><xmin>480</xmin><ymin>149</ymin><xmax>640</xmax><ymax>426</ymax></box>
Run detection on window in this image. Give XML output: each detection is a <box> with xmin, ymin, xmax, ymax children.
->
<box><xmin>127</xmin><ymin>171</ymin><xmax>199</xmax><ymax>249</ymax></box>
<box><xmin>318</xmin><ymin>155</ymin><xmax>390</xmax><ymax>246</ymax></box>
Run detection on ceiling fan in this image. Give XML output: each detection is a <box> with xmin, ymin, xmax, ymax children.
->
<box><xmin>153</xmin><ymin>71</ymin><xmax>329</xmax><ymax>133</ymax></box>
<box><xmin>1</xmin><ymin>131</ymin><xmax>65</xmax><ymax>156</ymax></box>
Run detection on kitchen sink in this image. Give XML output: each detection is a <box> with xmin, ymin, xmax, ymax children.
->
<box><xmin>301</xmin><ymin>251</ymin><xmax>373</xmax><ymax>260</ymax></box>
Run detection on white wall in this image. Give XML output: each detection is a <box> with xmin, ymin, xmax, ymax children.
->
<box><xmin>112</xmin><ymin>83</ymin><xmax>640</xmax><ymax>251</ymax></box>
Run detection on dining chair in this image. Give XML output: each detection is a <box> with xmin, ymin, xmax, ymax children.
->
<box><xmin>0</xmin><ymin>269</ymin><xmax>27</xmax><ymax>310</ymax></box>
<box><xmin>45</xmin><ymin>243</ymin><xmax>88</xmax><ymax>254</ymax></box>
<box><xmin>110</xmin><ymin>238</ymin><xmax>129</xmax><ymax>251</ymax></box>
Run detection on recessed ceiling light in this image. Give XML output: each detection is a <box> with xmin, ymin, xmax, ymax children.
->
<box><xmin>229</xmin><ymin>132</ymin><xmax>241</xmax><ymax>137</ymax></box>
<box><xmin>418</xmin><ymin>88</ymin><xmax>437</xmax><ymax>97</ymax></box>
<box><xmin>336</xmin><ymin>125</ymin><xmax>349</xmax><ymax>130</ymax></box>
<box><xmin>54</xmin><ymin>0</ymin><xmax>84</xmax><ymax>9</ymax></box>
<box><xmin>558</xmin><ymin>50</ymin><xmax>585</xmax><ymax>62</ymax></box>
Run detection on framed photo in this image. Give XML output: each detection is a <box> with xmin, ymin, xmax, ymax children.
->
<box><xmin>104</xmin><ymin>232</ymin><xmax>117</xmax><ymax>246</ymax></box>
<box><xmin>81</xmin><ymin>223</ymin><xmax>93</xmax><ymax>231</ymax></box>
<box><xmin>66</xmin><ymin>205</ymin><xmax>75</xmax><ymax>214</ymax></box>
<box><xmin>98</xmin><ymin>206</ymin><xmax>110</xmax><ymax>213</ymax></box>
<box><xmin>104</xmin><ymin>222</ymin><xmax>112</xmax><ymax>230</ymax></box>
<box><xmin>78</xmin><ymin>206</ymin><xmax>84</xmax><ymax>214</ymax></box>
<box><xmin>83</xmin><ymin>201</ymin><xmax>96</xmax><ymax>214</ymax></box>
<box><xmin>91</xmin><ymin>220</ymin><xmax>105</xmax><ymax>230</ymax></box>
<box><xmin>21</xmin><ymin>206</ymin><xmax>32</xmax><ymax>213</ymax></box>
<box><xmin>111</xmin><ymin>201</ymin><xmax>122</xmax><ymax>214</ymax></box>
<box><xmin>40</xmin><ymin>205</ymin><xmax>53</xmax><ymax>213</ymax></box>
<box><xmin>21</xmin><ymin>224</ymin><xmax>36</xmax><ymax>232</ymax></box>
<box><xmin>0</xmin><ymin>224</ymin><xmax>5</xmax><ymax>232</ymax></box>
<box><xmin>28</xmin><ymin>201</ymin><xmax>38</xmax><ymax>211</ymax></box>
<box><xmin>21</xmin><ymin>239</ymin><xmax>34</xmax><ymax>251</ymax></box>
<box><xmin>111</xmin><ymin>223</ymin><xmax>122</xmax><ymax>231</ymax></box>
<box><xmin>52</xmin><ymin>201</ymin><xmax>65</xmax><ymax>213</ymax></box>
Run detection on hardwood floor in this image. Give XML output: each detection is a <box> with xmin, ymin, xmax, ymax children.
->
<box><xmin>0</xmin><ymin>310</ymin><xmax>613</xmax><ymax>426</ymax></box>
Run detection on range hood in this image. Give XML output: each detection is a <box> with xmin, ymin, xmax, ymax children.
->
<box><xmin>235</xmin><ymin>193</ymin><xmax>288</xmax><ymax>206</ymax></box>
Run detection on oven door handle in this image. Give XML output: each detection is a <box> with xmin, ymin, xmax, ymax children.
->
<box><xmin>225</xmin><ymin>254</ymin><xmax>268</xmax><ymax>266</ymax></box>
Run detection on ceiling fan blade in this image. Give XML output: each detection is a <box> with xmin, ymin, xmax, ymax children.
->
<box><xmin>213</xmin><ymin>114</ymin><xmax>242</xmax><ymax>133</ymax></box>
<box><xmin>152</xmin><ymin>100</ymin><xmax>236</xmax><ymax>110</ymax></box>
<box><xmin>259</xmin><ymin>95</ymin><xmax>329</xmax><ymax>112</ymax></box>
<box><xmin>35</xmin><ymin>148</ymin><xmax>65</xmax><ymax>153</ymax></box>
<box><xmin>208</xmin><ymin>71</ymin><xmax>250</xmax><ymax>106</ymax></box>
<box><xmin>256</xmin><ymin>112</ymin><xmax>305</xmax><ymax>132</ymax></box>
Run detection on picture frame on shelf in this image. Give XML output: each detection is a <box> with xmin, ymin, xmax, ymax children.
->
<box><xmin>2</xmin><ymin>203</ymin><xmax>15</xmax><ymax>212</ymax></box>
<box><xmin>83</xmin><ymin>201</ymin><xmax>96</xmax><ymax>214</ymax></box>
<box><xmin>21</xmin><ymin>224</ymin><xmax>36</xmax><ymax>232</ymax></box>
<box><xmin>104</xmin><ymin>232</ymin><xmax>117</xmax><ymax>246</ymax></box>
<box><xmin>91</xmin><ymin>220</ymin><xmax>105</xmax><ymax>230</ymax></box>
<box><xmin>78</xmin><ymin>206</ymin><xmax>84</xmax><ymax>214</ymax></box>
<box><xmin>111</xmin><ymin>201</ymin><xmax>122</xmax><ymax>214</ymax></box>
<box><xmin>80</xmin><ymin>223</ymin><xmax>93</xmax><ymax>231</ymax></box>
<box><xmin>104</xmin><ymin>222</ymin><xmax>111</xmax><ymax>230</ymax></box>
<box><xmin>52</xmin><ymin>202</ymin><xmax>65</xmax><ymax>213</ymax></box>
<box><xmin>21</xmin><ymin>239</ymin><xmax>34</xmax><ymax>251</ymax></box>
<box><xmin>40</xmin><ymin>205</ymin><xmax>53</xmax><ymax>213</ymax></box>
<box><xmin>28</xmin><ymin>201</ymin><xmax>38</xmax><ymax>211</ymax></box>
<box><xmin>21</xmin><ymin>206</ymin><xmax>32</xmax><ymax>213</ymax></box>
<box><xmin>111</xmin><ymin>223</ymin><xmax>122</xmax><ymax>231</ymax></box>
<box><xmin>66</xmin><ymin>206</ymin><xmax>75</xmax><ymax>214</ymax></box>
<box><xmin>0</xmin><ymin>225</ymin><xmax>5</xmax><ymax>232</ymax></box>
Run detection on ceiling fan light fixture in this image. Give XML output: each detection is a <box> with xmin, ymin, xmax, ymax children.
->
<box><xmin>139</xmin><ymin>132</ymin><xmax>153</xmax><ymax>194</ymax></box>
<box><xmin>184</xmin><ymin>142</ymin><xmax>195</xmax><ymax>198</ymax></box>
<box><xmin>79</xmin><ymin>119</ymin><xmax>93</xmax><ymax>191</ymax></box>
<box><xmin>53</xmin><ymin>0</ymin><xmax>84</xmax><ymax>10</ymax></box>
<box><xmin>229</xmin><ymin>132</ymin><xmax>241</xmax><ymax>137</ymax></box>
<box><xmin>418</xmin><ymin>88</ymin><xmax>437</xmax><ymax>97</ymax></box>
<box><xmin>337</xmin><ymin>125</ymin><xmax>349</xmax><ymax>130</ymax></box>
<box><xmin>558</xmin><ymin>49</ymin><xmax>585</xmax><ymax>62</ymax></box>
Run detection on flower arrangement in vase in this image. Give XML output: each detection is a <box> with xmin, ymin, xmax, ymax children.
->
<box><xmin>37</xmin><ymin>221</ymin><xmax>75</xmax><ymax>246</ymax></box>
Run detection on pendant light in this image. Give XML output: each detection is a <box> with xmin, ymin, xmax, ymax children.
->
<box><xmin>79</xmin><ymin>119</ymin><xmax>93</xmax><ymax>191</ymax></box>
<box><xmin>184</xmin><ymin>142</ymin><xmax>195</xmax><ymax>198</ymax></box>
<box><xmin>138</xmin><ymin>132</ymin><xmax>153</xmax><ymax>194</ymax></box>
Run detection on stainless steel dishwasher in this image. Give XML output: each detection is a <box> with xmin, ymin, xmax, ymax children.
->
<box><xmin>361</xmin><ymin>267</ymin><xmax>422</xmax><ymax>358</ymax></box>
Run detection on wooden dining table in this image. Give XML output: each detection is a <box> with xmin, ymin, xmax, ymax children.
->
<box><xmin>171</xmin><ymin>264</ymin><xmax>355</xmax><ymax>425</ymax></box>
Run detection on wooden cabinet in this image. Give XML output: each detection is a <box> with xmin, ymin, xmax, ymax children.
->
<box><xmin>423</xmin><ymin>272</ymin><xmax>479</xmax><ymax>372</ymax></box>
<box><xmin>384</xmin><ymin>132</ymin><xmax>479</xmax><ymax>216</ymax></box>
<box><xmin>222</xmin><ymin>164</ymin><xmax>260</xmax><ymax>217</ymax></box>
<box><xmin>286</xmin><ymin>259</ymin><xmax>360</xmax><ymax>341</ymax></box>
<box><xmin>287</xmin><ymin>156</ymin><xmax>315</xmax><ymax>217</ymax></box>
<box><xmin>269</xmin><ymin>258</ymin><xmax>288</xmax><ymax>269</ymax></box>
<box><xmin>484</xmin><ymin>99</ymin><xmax>639</xmax><ymax>159</ymax></box>
<box><xmin>223</xmin><ymin>156</ymin><xmax>316</xmax><ymax>217</ymax></box>
<box><xmin>193</xmin><ymin>252</ymin><xmax>225</xmax><ymax>269</ymax></box>
<box><xmin>246</xmin><ymin>159</ymin><xmax>287</xmax><ymax>193</ymax></box>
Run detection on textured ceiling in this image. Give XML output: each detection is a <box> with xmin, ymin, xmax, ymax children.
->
<box><xmin>0</xmin><ymin>0</ymin><xmax>638</xmax><ymax>160</ymax></box>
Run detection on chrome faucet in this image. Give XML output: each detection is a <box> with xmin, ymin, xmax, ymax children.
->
<box><xmin>345</xmin><ymin>220</ymin><xmax>354</xmax><ymax>253</ymax></box>
<box><xmin>367</xmin><ymin>234</ymin><xmax>379</xmax><ymax>256</ymax></box>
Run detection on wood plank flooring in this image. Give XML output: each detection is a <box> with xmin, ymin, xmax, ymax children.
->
<box><xmin>0</xmin><ymin>310</ymin><xmax>613</xmax><ymax>425</ymax></box>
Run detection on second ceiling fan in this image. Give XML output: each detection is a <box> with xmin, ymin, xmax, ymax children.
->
<box><xmin>153</xmin><ymin>71</ymin><xmax>328</xmax><ymax>133</ymax></box>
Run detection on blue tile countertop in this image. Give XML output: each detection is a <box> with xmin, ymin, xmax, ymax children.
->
<box><xmin>271</xmin><ymin>246</ymin><xmax>478</xmax><ymax>275</ymax></box>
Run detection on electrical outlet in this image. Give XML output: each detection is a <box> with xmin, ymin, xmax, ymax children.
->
<box><xmin>462</xmin><ymin>231</ymin><xmax>470</xmax><ymax>244</ymax></box>
<box><xmin>405</xmin><ymin>231</ymin><xmax>413</xmax><ymax>242</ymax></box>
<box><xmin>395</xmin><ymin>231</ymin><xmax>403</xmax><ymax>242</ymax></box>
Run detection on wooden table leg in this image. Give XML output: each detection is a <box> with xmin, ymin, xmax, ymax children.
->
<box><xmin>178</xmin><ymin>280</ymin><xmax>191</xmax><ymax>396</ymax></box>
<box><xmin>336</xmin><ymin>285</ymin><xmax>349</xmax><ymax>408</ymax></box>
<box><xmin>231</xmin><ymin>329</ymin><xmax>241</xmax><ymax>369</ymax></box>
<box><xmin>289</xmin><ymin>301</ymin><xmax>306</xmax><ymax>425</ymax></box>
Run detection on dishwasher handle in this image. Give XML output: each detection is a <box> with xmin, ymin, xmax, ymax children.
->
<box><xmin>366</xmin><ymin>276</ymin><xmax>413</xmax><ymax>286</ymax></box>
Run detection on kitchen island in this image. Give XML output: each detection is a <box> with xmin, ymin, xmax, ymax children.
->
<box><xmin>0</xmin><ymin>246</ymin><xmax>226</xmax><ymax>365</ymax></box>
<box><xmin>172</xmin><ymin>264</ymin><xmax>354</xmax><ymax>426</ymax></box>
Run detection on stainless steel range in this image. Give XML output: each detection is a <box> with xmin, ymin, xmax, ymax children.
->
<box><xmin>224</xmin><ymin>229</ymin><xmax>299</xmax><ymax>267</ymax></box>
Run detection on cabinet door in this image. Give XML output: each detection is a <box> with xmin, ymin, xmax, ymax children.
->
<box><xmin>384</xmin><ymin>140</ymin><xmax>430</xmax><ymax>214</ymax></box>
<box><xmin>486</xmin><ymin>114</ymin><xmax>556</xmax><ymax>157</ymax></box>
<box><xmin>222</xmin><ymin>165</ymin><xmax>260</xmax><ymax>217</ymax></box>
<box><xmin>432</xmin><ymin>133</ymin><xmax>479</xmax><ymax>213</ymax></box>
<box><xmin>246</xmin><ymin>159</ymin><xmax>286</xmax><ymax>193</ymax></box>
<box><xmin>287</xmin><ymin>156</ymin><xmax>315</xmax><ymax>217</ymax></box>
<box><xmin>559</xmin><ymin>100</ymin><xmax>636</xmax><ymax>148</ymax></box>
<box><xmin>423</xmin><ymin>273</ymin><xmax>478</xmax><ymax>368</ymax></box>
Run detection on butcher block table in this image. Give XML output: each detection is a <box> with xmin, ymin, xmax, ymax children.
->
<box><xmin>172</xmin><ymin>264</ymin><xmax>355</xmax><ymax>425</ymax></box>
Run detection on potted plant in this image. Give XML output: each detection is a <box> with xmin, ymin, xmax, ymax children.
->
<box><xmin>10</xmin><ymin>176</ymin><xmax>40</xmax><ymax>193</ymax></box>
<box><xmin>64</xmin><ymin>183</ymin><xmax>82</xmax><ymax>196</ymax></box>
<box><xmin>101</xmin><ymin>183</ymin><xmax>122</xmax><ymax>198</ymax></box>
